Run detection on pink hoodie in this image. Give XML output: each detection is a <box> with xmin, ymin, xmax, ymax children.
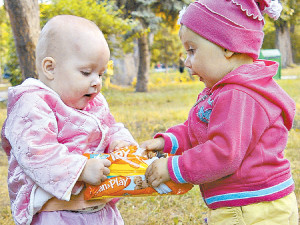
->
<box><xmin>155</xmin><ymin>60</ymin><xmax>296</xmax><ymax>209</ymax></box>
<box><xmin>1</xmin><ymin>78</ymin><xmax>135</xmax><ymax>225</ymax></box>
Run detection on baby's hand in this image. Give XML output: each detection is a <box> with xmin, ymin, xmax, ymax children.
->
<box><xmin>79</xmin><ymin>158</ymin><xmax>111</xmax><ymax>186</ymax></box>
<box><xmin>145</xmin><ymin>158</ymin><xmax>170</xmax><ymax>188</ymax></box>
<box><xmin>140</xmin><ymin>137</ymin><xmax>165</xmax><ymax>158</ymax></box>
<box><xmin>108</xmin><ymin>140</ymin><xmax>134</xmax><ymax>152</ymax></box>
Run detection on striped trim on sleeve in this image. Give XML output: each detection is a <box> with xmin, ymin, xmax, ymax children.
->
<box><xmin>170</xmin><ymin>156</ymin><xmax>187</xmax><ymax>183</ymax></box>
<box><xmin>165</xmin><ymin>133</ymin><xmax>179</xmax><ymax>154</ymax></box>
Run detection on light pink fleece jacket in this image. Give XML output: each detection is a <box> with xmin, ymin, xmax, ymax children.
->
<box><xmin>155</xmin><ymin>60</ymin><xmax>296</xmax><ymax>209</ymax></box>
<box><xmin>1</xmin><ymin>78</ymin><xmax>135</xmax><ymax>225</ymax></box>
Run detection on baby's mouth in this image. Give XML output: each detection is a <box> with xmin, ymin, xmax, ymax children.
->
<box><xmin>84</xmin><ymin>92</ymin><xmax>98</xmax><ymax>99</ymax></box>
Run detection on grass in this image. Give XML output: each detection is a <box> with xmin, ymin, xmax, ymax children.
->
<box><xmin>0</xmin><ymin>67</ymin><xmax>300</xmax><ymax>224</ymax></box>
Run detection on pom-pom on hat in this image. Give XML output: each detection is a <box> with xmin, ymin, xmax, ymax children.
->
<box><xmin>178</xmin><ymin>0</ymin><xmax>282</xmax><ymax>59</ymax></box>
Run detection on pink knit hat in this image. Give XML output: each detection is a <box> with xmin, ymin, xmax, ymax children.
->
<box><xmin>179</xmin><ymin>0</ymin><xmax>282</xmax><ymax>59</ymax></box>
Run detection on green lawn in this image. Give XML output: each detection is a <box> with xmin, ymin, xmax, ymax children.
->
<box><xmin>0</xmin><ymin>67</ymin><xmax>299</xmax><ymax>224</ymax></box>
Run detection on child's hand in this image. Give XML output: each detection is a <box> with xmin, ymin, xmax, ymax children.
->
<box><xmin>145</xmin><ymin>158</ymin><xmax>170</xmax><ymax>188</ymax></box>
<box><xmin>108</xmin><ymin>140</ymin><xmax>134</xmax><ymax>152</ymax></box>
<box><xmin>140</xmin><ymin>137</ymin><xmax>165</xmax><ymax>158</ymax></box>
<box><xmin>79</xmin><ymin>158</ymin><xmax>111</xmax><ymax>186</ymax></box>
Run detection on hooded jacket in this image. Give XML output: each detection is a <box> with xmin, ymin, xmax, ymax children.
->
<box><xmin>155</xmin><ymin>60</ymin><xmax>296</xmax><ymax>209</ymax></box>
<box><xmin>1</xmin><ymin>78</ymin><xmax>135</xmax><ymax>225</ymax></box>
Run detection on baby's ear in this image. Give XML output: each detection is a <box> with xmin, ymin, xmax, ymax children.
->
<box><xmin>224</xmin><ymin>49</ymin><xmax>235</xmax><ymax>59</ymax></box>
<box><xmin>42</xmin><ymin>57</ymin><xmax>56</xmax><ymax>80</ymax></box>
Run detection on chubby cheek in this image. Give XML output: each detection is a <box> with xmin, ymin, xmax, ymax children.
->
<box><xmin>188</xmin><ymin>54</ymin><xmax>202</xmax><ymax>74</ymax></box>
<box><xmin>191</xmin><ymin>60</ymin><xmax>204</xmax><ymax>76</ymax></box>
<box><xmin>60</xmin><ymin>90</ymin><xmax>86</xmax><ymax>109</ymax></box>
<box><xmin>61</xmin><ymin>95</ymin><xmax>77</xmax><ymax>106</ymax></box>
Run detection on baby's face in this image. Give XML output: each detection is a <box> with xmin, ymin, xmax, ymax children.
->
<box><xmin>180</xmin><ymin>26</ymin><xmax>230</xmax><ymax>88</ymax></box>
<box><xmin>50</xmin><ymin>30</ymin><xmax>110</xmax><ymax>110</ymax></box>
<box><xmin>134</xmin><ymin>176</ymin><xmax>143</xmax><ymax>185</ymax></box>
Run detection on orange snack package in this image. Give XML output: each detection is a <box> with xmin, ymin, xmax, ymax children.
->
<box><xmin>83</xmin><ymin>146</ymin><xmax>193</xmax><ymax>200</ymax></box>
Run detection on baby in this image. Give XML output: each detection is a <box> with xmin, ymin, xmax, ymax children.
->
<box><xmin>2</xmin><ymin>15</ymin><xmax>136</xmax><ymax>225</ymax></box>
<box><xmin>142</xmin><ymin>1</ymin><xmax>298</xmax><ymax>224</ymax></box>
<box><xmin>133</xmin><ymin>176</ymin><xmax>149</xmax><ymax>190</ymax></box>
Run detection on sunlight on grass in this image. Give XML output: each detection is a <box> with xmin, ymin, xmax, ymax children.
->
<box><xmin>117</xmin><ymin>187</ymin><xmax>208</xmax><ymax>224</ymax></box>
<box><xmin>281</xmin><ymin>65</ymin><xmax>300</xmax><ymax>76</ymax></box>
<box><xmin>0</xmin><ymin>68</ymin><xmax>299</xmax><ymax>224</ymax></box>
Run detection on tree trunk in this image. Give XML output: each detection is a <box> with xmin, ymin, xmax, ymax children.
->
<box><xmin>136</xmin><ymin>32</ymin><xmax>150</xmax><ymax>92</ymax></box>
<box><xmin>4</xmin><ymin>0</ymin><xmax>40</xmax><ymax>80</ymax></box>
<box><xmin>275</xmin><ymin>20</ymin><xmax>293</xmax><ymax>68</ymax></box>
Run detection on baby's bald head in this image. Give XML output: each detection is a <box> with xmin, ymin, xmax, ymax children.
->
<box><xmin>36</xmin><ymin>15</ymin><xmax>108</xmax><ymax>81</ymax></box>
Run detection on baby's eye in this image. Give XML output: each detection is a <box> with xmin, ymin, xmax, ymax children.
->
<box><xmin>187</xmin><ymin>48</ymin><xmax>195</xmax><ymax>54</ymax></box>
<box><xmin>81</xmin><ymin>71</ymin><xmax>91</xmax><ymax>76</ymax></box>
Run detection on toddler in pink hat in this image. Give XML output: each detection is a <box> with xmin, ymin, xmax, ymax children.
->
<box><xmin>141</xmin><ymin>0</ymin><xmax>299</xmax><ymax>224</ymax></box>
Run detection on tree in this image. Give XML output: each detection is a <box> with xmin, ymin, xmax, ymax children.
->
<box><xmin>262</xmin><ymin>0</ymin><xmax>300</xmax><ymax>65</ymax></box>
<box><xmin>272</xmin><ymin>0</ymin><xmax>300</xmax><ymax>67</ymax></box>
<box><xmin>115</xmin><ymin>0</ymin><xmax>158</xmax><ymax>92</ymax></box>
<box><xmin>151</xmin><ymin>22</ymin><xmax>184</xmax><ymax>71</ymax></box>
<box><xmin>274</xmin><ymin>1</ymin><xmax>293</xmax><ymax>67</ymax></box>
<box><xmin>287</xmin><ymin>0</ymin><xmax>300</xmax><ymax>64</ymax></box>
<box><xmin>4</xmin><ymin>0</ymin><xmax>40</xmax><ymax>80</ymax></box>
<box><xmin>116</xmin><ymin>0</ymin><xmax>191</xmax><ymax>92</ymax></box>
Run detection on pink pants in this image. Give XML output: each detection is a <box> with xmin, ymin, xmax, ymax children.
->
<box><xmin>31</xmin><ymin>202</ymin><xmax>124</xmax><ymax>225</ymax></box>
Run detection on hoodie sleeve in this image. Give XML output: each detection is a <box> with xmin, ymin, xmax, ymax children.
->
<box><xmin>154</xmin><ymin>120</ymin><xmax>192</xmax><ymax>155</ymax></box>
<box><xmin>167</xmin><ymin>89</ymin><xmax>270</xmax><ymax>184</ymax></box>
<box><xmin>4</xmin><ymin>93</ymin><xmax>87</xmax><ymax>200</ymax></box>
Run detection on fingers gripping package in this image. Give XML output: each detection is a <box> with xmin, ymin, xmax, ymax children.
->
<box><xmin>83</xmin><ymin>146</ymin><xmax>193</xmax><ymax>200</ymax></box>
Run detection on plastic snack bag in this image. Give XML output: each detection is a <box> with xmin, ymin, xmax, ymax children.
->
<box><xmin>83</xmin><ymin>146</ymin><xmax>193</xmax><ymax>200</ymax></box>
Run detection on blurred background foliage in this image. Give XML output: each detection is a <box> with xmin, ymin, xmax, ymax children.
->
<box><xmin>0</xmin><ymin>0</ymin><xmax>299</xmax><ymax>86</ymax></box>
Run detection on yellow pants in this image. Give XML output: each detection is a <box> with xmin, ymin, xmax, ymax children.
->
<box><xmin>207</xmin><ymin>192</ymin><xmax>299</xmax><ymax>225</ymax></box>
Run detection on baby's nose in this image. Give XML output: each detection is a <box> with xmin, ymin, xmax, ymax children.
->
<box><xmin>184</xmin><ymin>58</ymin><xmax>191</xmax><ymax>68</ymax></box>
<box><xmin>91</xmin><ymin>75</ymin><xmax>101</xmax><ymax>87</ymax></box>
